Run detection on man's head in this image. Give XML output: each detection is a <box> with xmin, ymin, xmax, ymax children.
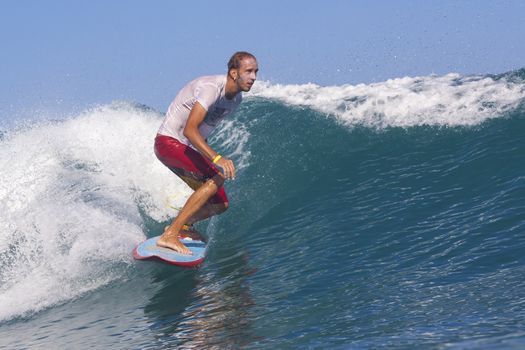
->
<box><xmin>227</xmin><ymin>51</ymin><xmax>258</xmax><ymax>92</ymax></box>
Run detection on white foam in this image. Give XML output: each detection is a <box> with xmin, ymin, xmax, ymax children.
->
<box><xmin>211</xmin><ymin>118</ymin><xmax>252</xmax><ymax>171</ymax></box>
<box><xmin>250</xmin><ymin>73</ymin><xmax>525</xmax><ymax>127</ymax></box>
<box><xmin>0</xmin><ymin>102</ymin><xmax>193</xmax><ymax>321</ymax></box>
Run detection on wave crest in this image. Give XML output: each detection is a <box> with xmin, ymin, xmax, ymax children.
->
<box><xmin>250</xmin><ymin>71</ymin><xmax>525</xmax><ymax>127</ymax></box>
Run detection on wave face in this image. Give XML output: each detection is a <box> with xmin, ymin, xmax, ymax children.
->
<box><xmin>1</xmin><ymin>70</ymin><xmax>525</xmax><ymax>348</ymax></box>
<box><xmin>0</xmin><ymin>103</ymin><xmax>190</xmax><ymax>321</ymax></box>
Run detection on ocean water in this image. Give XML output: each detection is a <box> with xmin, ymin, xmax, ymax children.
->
<box><xmin>1</xmin><ymin>69</ymin><xmax>524</xmax><ymax>349</ymax></box>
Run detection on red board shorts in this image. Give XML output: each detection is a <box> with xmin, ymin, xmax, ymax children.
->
<box><xmin>154</xmin><ymin>134</ymin><xmax>228</xmax><ymax>205</ymax></box>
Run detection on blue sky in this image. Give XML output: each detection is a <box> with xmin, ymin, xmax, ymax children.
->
<box><xmin>1</xmin><ymin>1</ymin><xmax>524</xmax><ymax>121</ymax></box>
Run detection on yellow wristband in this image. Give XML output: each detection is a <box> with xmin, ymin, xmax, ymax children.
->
<box><xmin>212</xmin><ymin>154</ymin><xmax>222</xmax><ymax>164</ymax></box>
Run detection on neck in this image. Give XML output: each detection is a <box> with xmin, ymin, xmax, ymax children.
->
<box><xmin>225</xmin><ymin>76</ymin><xmax>240</xmax><ymax>100</ymax></box>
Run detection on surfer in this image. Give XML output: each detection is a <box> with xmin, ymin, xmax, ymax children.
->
<box><xmin>154</xmin><ymin>51</ymin><xmax>258</xmax><ymax>255</ymax></box>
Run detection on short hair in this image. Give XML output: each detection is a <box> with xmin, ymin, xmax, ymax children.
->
<box><xmin>227</xmin><ymin>51</ymin><xmax>256</xmax><ymax>72</ymax></box>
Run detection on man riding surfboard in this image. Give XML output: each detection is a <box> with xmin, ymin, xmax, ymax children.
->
<box><xmin>154</xmin><ymin>52</ymin><xmax>258</xmax><ymax>254</ymax></box>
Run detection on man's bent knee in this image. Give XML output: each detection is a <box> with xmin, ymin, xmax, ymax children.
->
<box><xmin>198</xmin><ymin>174</ymin><xmax>225</xmax><ymax>198</ymax></box>
<box><xmin>209</xmin><ymin>173</ymin><xmax>225</xmax><ymax>188</ymax></box>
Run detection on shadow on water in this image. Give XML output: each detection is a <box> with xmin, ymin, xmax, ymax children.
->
<box><xmin>144</xmin><ymin>269</ymin><xmax>199</xmax><ymax>321</ymax></box>
<box><xmin>141</xmin><ymin>240</ymin><xmax>260</xmax><ymax>349</ymax></box>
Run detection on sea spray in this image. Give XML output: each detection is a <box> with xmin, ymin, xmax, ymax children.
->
<box><xmin>250</xmin><ymin>70</ymin><xmax>525</xmax><ymax>127</ymax></box>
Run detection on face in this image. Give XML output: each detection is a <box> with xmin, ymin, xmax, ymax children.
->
<box><xmin>234</xmin><ymin>57</ymin><xmax>258</xmax><ymax>92</ymax></box>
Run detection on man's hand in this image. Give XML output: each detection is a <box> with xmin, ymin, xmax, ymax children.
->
<box><xmin>216</xmin><ymin>157</ymin><xmax>236</xmax><ymax>180</ymax></box>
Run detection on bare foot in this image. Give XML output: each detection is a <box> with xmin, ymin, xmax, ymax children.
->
<box><xmin>157</xmin><ymin>228</ymin><xmax>192</xmax><ymax>255</ymax></box>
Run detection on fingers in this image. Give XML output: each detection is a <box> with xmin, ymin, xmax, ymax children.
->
<box><xmin>217</xmin><ymin>157</ymin><xmax>236</xmax><ymax>180</ymax></box>
<box><xmin>223</xmin><ymin>159</ymin><xmax>235</xmax><ymax>180</ymax></box>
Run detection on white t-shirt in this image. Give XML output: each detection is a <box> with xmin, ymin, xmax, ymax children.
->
<box><xmin>157</xmin><ymin>75</ymin><xmax>242</xmax><ymax>147</ymax></box>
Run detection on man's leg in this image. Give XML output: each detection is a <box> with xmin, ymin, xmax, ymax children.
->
<box><xmin>157</xmin><ymin>174</ymin><xmax>225</xmax><ymax>254</ymax></box>
<box><xmin>186</xmin><ymin>202</ymin><xmax>228</xmax><ymax>225</ymax></box>
<box><xmin>165</xmin><ymin>202</ymin><xmax>228</xmax><ymax>241</ymax></box>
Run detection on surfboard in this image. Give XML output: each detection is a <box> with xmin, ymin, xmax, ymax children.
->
<box><xmin>132</xmin><ymin>235</ymin><xmax>207</xmax><ymax>267</ymax></box>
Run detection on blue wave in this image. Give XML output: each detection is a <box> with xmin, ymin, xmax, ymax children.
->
<box><xmin>1</xmin><ymin>70</ymin><xmax>524</xmax><ymax>348</ymax></box>
<box><xmin>208</xmin><ymin>93</ymin><xmax>525</xmax><ymax>347</ymax></box>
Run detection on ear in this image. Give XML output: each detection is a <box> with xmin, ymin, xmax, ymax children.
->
<box><xmin>229</xmin><ymin>69</ymin><xmax>238</xmax><ymax>81</ymax></box>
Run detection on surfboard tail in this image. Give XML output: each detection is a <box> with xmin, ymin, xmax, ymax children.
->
<box><xmin>132</xmin><ymin>245</ymin><xmax>148</xmax><ymax>260</ymax></box>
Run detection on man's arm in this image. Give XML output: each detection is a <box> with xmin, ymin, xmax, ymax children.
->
<box><xmin>183</xmin><ymin>102</ymin><xmax>236</xmax><ymax>179</ymax></box>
